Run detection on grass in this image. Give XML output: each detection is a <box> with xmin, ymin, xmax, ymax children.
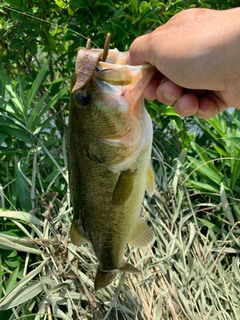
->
<box><xmin>0</xmin><ymin>4</ymin><xmax>239</xmax><ymax>318</ymax></box>
<box><xmin>0</xmin><ymin>146</ymin><xmax>239</xmax><ymax>320</ymax></box>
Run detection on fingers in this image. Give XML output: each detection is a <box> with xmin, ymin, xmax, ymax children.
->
<box><xmin>174</xmin><ymin>93</ymin><xmax>199</xmax><ymax>116</ymax></box>
<box><xmin>143</xmin><ymin>70</ymin><xmax>164</xmax><ymax>100</ymax></box>
<box><xmin>155</xmin><ymin>78</ymin><xmax>183</xmax><ymax>104</ymax></box>
<box><xmin>174</xmin><ymin>93</ymin><xmax>229</xmax><ymax>119</ymax></box>
<box><xmin>145</xmin><ymin>77</ymin><xmax>229</xmax><ymax>118</ymax></box>
<box><xmin>197</xmin><ymin>93</ymin><xmax>229</xmax><ymax>118</ymax></box>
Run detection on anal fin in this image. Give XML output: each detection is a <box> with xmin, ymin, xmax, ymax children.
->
<box><xmin>70</xmin><ymin>219</ymin><xmax>87</xmax><ymax>245</ymax></box>
<box><xmin>128</xmin><ymin>218</ymin><xmax>154</xmax><ymax>248</ymax></box>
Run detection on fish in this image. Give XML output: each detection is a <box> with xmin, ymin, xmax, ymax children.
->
<box><xmin>69</xmin><ymin>34</ymin><xmax>156</xmax><ymax>291</ymax></box>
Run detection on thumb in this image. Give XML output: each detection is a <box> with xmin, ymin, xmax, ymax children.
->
<box><xmin>128</xmin><ymin>34</ymin><xmax>151</xmax><ymax>66</ymax></box>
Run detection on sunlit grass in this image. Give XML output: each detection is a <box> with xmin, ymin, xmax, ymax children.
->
<box><xmin>0</xmin><ymin>145</ymin><xmax>239</xmax><ymax>320</ymax></box>
<box><xmin>0</xmin><ymin>6</ymin><xmax>239</xmax><ymax>317</ymax></box>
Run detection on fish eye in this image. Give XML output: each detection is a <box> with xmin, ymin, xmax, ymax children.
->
<box><xmin>75</xmin><ymin>90</ymin><xmax>91</xmax><ymax>107</ymax></box>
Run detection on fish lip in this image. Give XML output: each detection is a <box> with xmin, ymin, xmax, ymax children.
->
<box><xmin>96</xmin><ymin>61</ymin><xmax>154</xmax><ymax>70</ymax></box>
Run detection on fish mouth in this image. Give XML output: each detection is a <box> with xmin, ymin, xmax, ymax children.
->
<box><xmin>91</xmin><ymin>50</ymin><xmax>155</xmax><ymax>173</ymax></box>
<box><xmin>71</xmin><ymin>47</ymin><xmax>155</xmax><ymax>106</ymax></box>
<box><xmin>94</xmin><ymin>50</ymin><xmax>155</xmax><ymax>106</ymax></box>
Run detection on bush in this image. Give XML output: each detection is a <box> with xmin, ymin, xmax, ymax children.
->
<box><xmin>0</xmin><ymin>1</ymin><xmax>239</xmax><ymax>319</ymax></box>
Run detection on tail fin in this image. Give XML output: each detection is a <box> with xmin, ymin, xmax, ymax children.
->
<box><xmin>94</xmin><ymin>268</ymin><xmax>117</xmax><ymax>291</ymax></box>
<box><xmin>94</xmin><ymin>262</ymin><xmax>139</xmax><ymax>291</ymax></box>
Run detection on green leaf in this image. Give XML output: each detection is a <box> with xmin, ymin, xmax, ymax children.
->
<box><xmin>150</xmin><ymin>104</ymin><xmax>178</xmax><ymax>116</ymax></box>
<box><xmin>0</xmin><ymin>210</ymin><xmax>44</xmax><ymax>227</ymax></box>
<box><xmin>111</xmin><ymin>18</ymin><xmax>127</xmax><ymax>34</ymax></box>
<box><xmin>213</xmin><ymin>144</ymin><xmax>228</xmax><ymax>157</ymax></box>
<box><xmin>0</xmin><ymin>281</ymin><xmax>43</xmax><ymax>310</ymax></box>
<box><xmin>0</xmin><ymin>70</ymin><xmax>25</xmax><ymax>120</ymax></box>
<box><xmin>1</xmin><ymin>250</ymin><xmax>20</xmax><ymax>268</ymax></box>
<box><xmin>38</xmin><ymin>83</ymin><xmax>70</xmax><ymax>119</ymax></box>
<box><xmin>129</xmin><ymin>0</ymin><xmax>138</xmax><ymax>12</ymax></box>
<box><xmin>187</xmin><ymin>180</ymin><xmax>220</xmax><ymax>193</ymax></box>
<box><xmin>190</xmin><ymin>142</ymin><xmax>221</xmax><ymax>175</ymax></box>
<box><xmin>187</xmin><ymin>156</ymin><xmax>223</xmax><ymax>187</ymax></box>
<box><xmin>230</xmin><ymin>148</ymin><xmax>240</xmax><ymax>189</ymax></box>
<box><xmin>26</xmin><ymin>60</ymin><xmax>49</xmax><ymax>111</ymax></box>
<box><xmin>0</xmin><ymin>121</ymin><xmax>32</xmax><ymax>144</ymax></box>
<box><xmin>0</xmin><ymin>132</ymin><xmax>8</xmax><ymax>145</ymax></box>
<box><xmin>139</xmin><ymin>1</ymin><xmax>150</xmax><ymax>14</ymax></box>
<box><xmin>9</xmin><ymin>38</ymin><xmax>23</xmax><ymax>49</ymax></box>
<box><xmin>198</xmin><ymin>218</ymin><xmax>217</xmax><ymax>229</ymax></box>
<box><xmin>3</xmin><ymin>0</ymin><xmax>22</xmax><ymax>9</ymax></box>
<box><xmin>206</xmin><ymin>114</ymin><xmax>226</xmax><ymax>137</ymax></box>
<box><xmin>54</xmin><ymin>0</ymin><xmax>67</xmax><ymax>8</ymax></box>
<box><xmin>15</xmin><ymin>158</ymin><xmax>31</xmax><ymax>212</ymax></box>
<box><xmin>0</xmin><ymin>262</ymin><xmax>2</xmax><ymax>299</ymax></box>
<box><xmin>220</xmin><ymin>183</ymin><xmax>235</xmax><ymax>224</ymax></box>
<box><xmin>171</xmin><ymin>116</ymin><xmax>183</xmax><ymax>131</ymax></box>
<box><xmin>68</xmin><ymin>0</ymin><xmax>87</xmax><ymax>7</ymax></box>
<box><xmin>0</xmin><ymin>259</ymin><xmax>48</xmax><ymax>310</ymax></box>
<box><xmin>27</xmin><ymin>90</ymin><xmax>50</xmax><ymax>130</ymax></box>
<box><xmin>0</xmin><ymin>235</ymin><xmax>41</xmax><ymax>254</ymax></box>
<box><xmin>5</xmin><ymin>266</ymin><xmax>19</xmax><ymax>293</ymax></box>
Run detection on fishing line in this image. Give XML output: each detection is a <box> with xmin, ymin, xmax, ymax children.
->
<box><xmin>1</xmin><ymin>4</ymin><xmax>100</xmax><ymax>48</ymax></box>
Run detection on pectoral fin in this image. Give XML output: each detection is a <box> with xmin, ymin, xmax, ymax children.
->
<box><xmin>112</xmin><ymin>169</ymin><xmax>136</xmax><ymax>205</ymax></box>
<box><xmin>128</xmin><ymin>218</ymin><xmax>154</xmax><ymax>248</ymax></box>
<box><xmin>70</xmin><ymin>219</ymin><xmax>87</xmax><ymax>245</ymax></box>
<box><xmin>146</xmin><ymin>164</ymin><xmax>155</xmax><ymax>197</ymax></box>
<box><xmin>85</xmin><ymin>144</ymin><xmax>105</xmax><ymax>164</ymax></box>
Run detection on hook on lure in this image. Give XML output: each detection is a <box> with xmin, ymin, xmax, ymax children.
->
<box><xmin>86</xmin><ymin>33</ymin><xmax>111</xmax><ymax>62</ymax></box>
<box><xmin>72</xmin><ymin>33</ymin><xmax>111</xmax><ymax>93</ymax></box>
<box><xmin>101</xmin><ymin>33</ymin><xmax>111</xmax><ymax>62</ymax></box>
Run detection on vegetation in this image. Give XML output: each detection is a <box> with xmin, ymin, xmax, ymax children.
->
<box><xmin>0</xmin><ymin>0</ymin><xmax>239</xmax><ymax>319</ymax></box>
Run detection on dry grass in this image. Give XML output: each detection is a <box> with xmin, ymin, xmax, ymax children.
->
<box><xmin>0</xmin><ymin>148</ymin><xmax>239</xmax><ymax>320</ymax></box>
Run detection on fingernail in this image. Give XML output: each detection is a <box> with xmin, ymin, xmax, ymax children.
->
<box><xmin>177</xmin><ymin>101</ymin><xmax>197</xmax><ymax>115</ymax></box>
<box><xmin>178</xmin><ymin>101</ymin><xmax>189</xmax><ymax>112</ymax></box>
<box><xmin>197</xmin><ymin>108</ymin><xmax>205</xmax><ymax>115</ymax></box>
<box><xmin>163</xmin><ymin>90</ymin><xmax>177</xmax><ymax>103</ymax></box>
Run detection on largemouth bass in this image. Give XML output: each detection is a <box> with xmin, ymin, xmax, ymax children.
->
<box><xmin>69</xmin><ymin>35</ymin><xmax>156</xmax><ymax>290</ymax></box>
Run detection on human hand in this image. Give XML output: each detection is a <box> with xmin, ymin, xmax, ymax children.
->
<box><xmin>128</xmin><ymin>8</ymin><xmax>240</xmax><ymax>119</ymax></box>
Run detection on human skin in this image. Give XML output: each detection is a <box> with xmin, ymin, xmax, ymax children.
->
<box><xmin>128</xmin><ymin>8</ymin><xmax>240</xmax><ymax>119</ymax></box>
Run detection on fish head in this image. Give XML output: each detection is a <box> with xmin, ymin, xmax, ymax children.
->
<box><xmin>69</xmin><ymin>46</ymin><xmax>155</xmax><ymax>172</ymax></box>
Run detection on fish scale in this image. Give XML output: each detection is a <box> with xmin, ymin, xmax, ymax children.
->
<box><xmin>69</xmin><ymin>36</ymin><xmax>156</xmax><ymax>290</ymax></box>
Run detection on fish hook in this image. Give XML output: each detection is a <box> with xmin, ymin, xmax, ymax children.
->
<box><xmin>86</xmin><ymin>38</ymin><xmax>91</xmax><ymax>50</ymax></box>
<box><xmin>101</xmin><ymin>33</ymin><xmax>111</xmax><ymax>62</ymax></box>
<box><xmin>85</xmin><ymin>33</ymin><xmax>111</xmax><ymax>61</ymax></box>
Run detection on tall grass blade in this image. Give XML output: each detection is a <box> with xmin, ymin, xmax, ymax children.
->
<box><xmin>0</xmin><ymin>259</ymin><xmax>48</xmax><ymax>310</ymax></box>
<box><xmin>25</xmin><ymin>60</ymin><xmax>49</xmax><ymax>111</ymax></box>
